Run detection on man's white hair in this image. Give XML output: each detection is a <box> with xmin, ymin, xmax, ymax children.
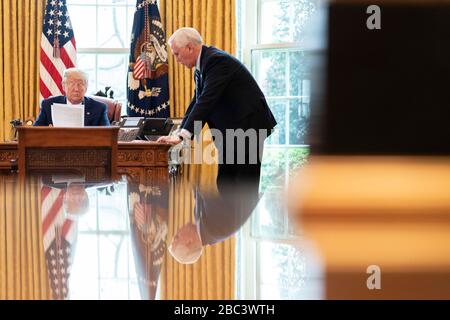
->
<box><xmin>62</xmin><ymin>68</ymin><xmax>89</xmax><ymax>85</ymax></box>
<box><xmin>168</xmin><ymin>27</ymin><xmax>203</xmax><ymax>48</ymax></box>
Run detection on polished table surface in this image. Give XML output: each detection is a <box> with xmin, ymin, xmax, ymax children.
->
<box><xmin>0</xmin><ymin>148</ymin><xmax>323</xmax><ymax>300</ymax></box>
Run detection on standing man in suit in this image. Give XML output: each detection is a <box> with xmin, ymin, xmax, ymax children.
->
<box><xmin>158</xmin><ymin>27</ymin><xmax>277</xmax><ymax>191</ymax></box>
<box><xmin>34</xmin><ymin>68</ymin><xmax>110</xmax><ymax>126</ymax></box>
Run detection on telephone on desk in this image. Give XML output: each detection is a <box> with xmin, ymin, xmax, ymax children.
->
<box><xmin>116</xmin><ymin>117</ymin><xmax>174</xmax><ymax>142</ymax></box>
<box><xmin>9</xmin><ymin>118</ymin><xmax>35</xmax><ymax>141</ymax></box>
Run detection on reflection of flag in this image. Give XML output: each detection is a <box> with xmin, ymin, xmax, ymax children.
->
<box><xmin>41</xmin><ymin>185</ymin><xmax>76</xmax><ymax>300</ymax></box>
<box><xmin>134</xmin><ymin>202</ymin><xmax>149</xmax><ymax>227</ymax></box>
<box><xmin>127</xmin><ymin>0</ymin><xmax>170</xmax><ymax>118</ymax></box>
<box><xmin>40</xmin><ymin>0</ymin><xmax>77</xmax><ymax>99</ymax></box>
<box><xmin>128</xmin><ymin>182</ymin><xmax>168</xmax><ymax>299</ymax></box>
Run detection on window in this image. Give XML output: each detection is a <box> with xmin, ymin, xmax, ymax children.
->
<box><xmin>237</xmin><ymin>0</ymin><xmax>321</xmax><ymax>299</ymax></box>
<box><xmin>240</xmin><ymin>0</ymin><xmax>316</xmax><ymax>194</ymax></box>
<box><xmin>67</xmin><ymin>0</ymin><xmax>136</xmax><ymax>109</ymax></box>
<box><xmin>69</xmin><ymin>180</ymin><xmax>141</xmax><ymax>299</ymax></box>
<box><xmin>240</xmin><ymin>0</ymin><xmax>318</xmax><ymax>237</ymax></box>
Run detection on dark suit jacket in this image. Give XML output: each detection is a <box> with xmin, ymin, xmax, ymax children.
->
<box><xmin>181</xmin><ymin>46</ymin><xmax>277</xmax><ymax>137</ymax></box>
<box><xmin>194</xmin><ymin>179</ymin><xmax>260</xmax><ymax>246</ymax></box>
<box><xmin>34</xmin><ymin>96</ymin><xmax>110</xmax><ymax>126</ymax></box>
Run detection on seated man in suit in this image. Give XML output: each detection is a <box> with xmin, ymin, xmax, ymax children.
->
<box><xmin>34</xmin><ymin>68</ymin><xmax>110</xmax><ymax>126</ymax></box>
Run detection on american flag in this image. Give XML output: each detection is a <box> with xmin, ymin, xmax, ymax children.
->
<box><xmin>41</xmin><ymin>185</ymin><xmax>77</xmax><ymax>300</ymax></box>
<box><xmin>133</xmin><ymin>55</ymin><xmax>151</xmax><ymax>80</ymax></box>
<box><xmin>40</xmin><ymin>0</ymin><xmax>77</xmax><ymax>100</ymax></box>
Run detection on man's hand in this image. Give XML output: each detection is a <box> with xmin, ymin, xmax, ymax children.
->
<box><xmin>157</xmin><ymin>135</ymin><xmax>182</xmax><ymax>145</ymax></box>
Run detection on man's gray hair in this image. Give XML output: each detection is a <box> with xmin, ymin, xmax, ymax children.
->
<box><xmin>168</xmin><ymin>27</ymin><xmax>203</xmax><ymax>48</ymax></box>
<box><xmin>62</xmin><ymin>68</ymin><xmax>89</xmax><ymax>84</ymax></box>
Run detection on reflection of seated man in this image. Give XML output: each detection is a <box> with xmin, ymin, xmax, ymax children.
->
<box><xmin>168</xmin><ymin>180</ymin><xmax>260</xmax><ymax>264</ymax></box>
<box><xmin>42</xmin><ymin>174</ymin><xmax>90</xmax><ymax>217</ymax></box>
<box><xmin>64</xmin><ymin>182</ymin><xmax>90</xmax><ymax>218</ymax></box>
<box><xmin>34</xmin><ymin>68</ymin><xmax>110</xmax><ymax>126</ymax></box>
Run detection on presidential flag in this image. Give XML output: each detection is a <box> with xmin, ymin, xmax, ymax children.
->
<box><xmin>128</xmin><ymin>182</ymin><xmax>168</xmax><ymax>299</ymax></box>
<box><xmin>40</xmin><ymin>0</ymin><xmax>77</xmax><ymax>100</ymax></box>
<box><xmin>127</xmin><ymin>0</ymin><xmax>170</xmax><ymax>118</ymax></box>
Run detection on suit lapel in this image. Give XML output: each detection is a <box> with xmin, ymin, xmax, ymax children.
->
<box><xmin>83</xmin><ymin>97</ymin><xmax>90</xmax><ymax>125</ymax></box>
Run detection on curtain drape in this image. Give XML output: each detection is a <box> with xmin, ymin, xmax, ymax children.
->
<box><xmin>0</xmin><ymin>1</ymin><xmax>44</xmax><ymax>141</ymax></box>
<box><xmin>0</xmin><ymin>176</ymin><xmax>51</xmax><ymax>299</ymax></box>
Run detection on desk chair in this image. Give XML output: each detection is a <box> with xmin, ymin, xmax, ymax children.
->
<box><xmin>89</xmin><ymin>95</ymin><xmax>122</xmax><ymax>123</ymax></box>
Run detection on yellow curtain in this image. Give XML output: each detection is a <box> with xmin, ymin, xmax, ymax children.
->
<box><xmin>161</xmin><ymin>163</ymin><xmax>236</xmax><ymax>300</ymax></box>
<box><xmin>159</xmin><ymin>0</ymin><xmax>236</xmax><ymax>117</ymax></box>
<box><xmin>0</xmin><ymin>176</ymin><xmax>51</xmax><ymax>299</ymax></box>
<box><xmin>0</xmin><ymin>0</ymin><xmax>44</xmax><ymax>141</ymax></box>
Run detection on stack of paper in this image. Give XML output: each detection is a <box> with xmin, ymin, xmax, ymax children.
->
<box><xmin>51</xmin><ymin>103</ymin><xmax>85</xmax><ymax>127</ymax></box>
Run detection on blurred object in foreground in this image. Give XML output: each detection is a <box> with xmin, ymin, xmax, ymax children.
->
<box><xmin>308</xmin><ymin>2</ymin><xmax>450</xmax><ymax>155</ymax></box>
<box><xmin>290</xmin><ymin>0</ymin><xmax>450</xmax><ymax>299</ymax></box>
<box><xmin>289</xmin><ymin>156</ymin><xmax>450</xmax><ymax>299</ymax></box>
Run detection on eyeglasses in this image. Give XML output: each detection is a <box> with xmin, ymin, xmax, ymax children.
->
<box><xmin>65</xmin><ymin>81</ymin><xmax>87</xmax><ymax>88</ymax></box>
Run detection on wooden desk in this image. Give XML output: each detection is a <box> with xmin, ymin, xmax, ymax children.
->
<box><xmin>0</xmin><ymin>140</ymin><xmax>171</xmax><ymax>184</ymax></box>
<box><xmin>18</xmin><ymin>126</ymin><xmax>119</xmax><ymax>178</ymax></box>
<box><xmin>0</xmin><ymin>142</ymin><xmax>16</xmax><ymax>168</ymax></box>
<box><xmin>116</xmin><ymin>141</ymin><xmax>171</xmax><ymax>184</ymax></box>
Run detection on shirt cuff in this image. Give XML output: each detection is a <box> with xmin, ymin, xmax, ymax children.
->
<box><xmin>178</xmin><ymin>128</ymin><xmax>193</xmax><ymax>140</ymax></box>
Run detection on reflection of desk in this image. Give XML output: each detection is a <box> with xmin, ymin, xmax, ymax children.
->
<box><xmin>0</xmin><ymin>140</ymin><xmax>171</xmax><ymax>184</ymax></box>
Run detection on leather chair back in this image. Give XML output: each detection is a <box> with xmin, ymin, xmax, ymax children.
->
<box><xmin>89</xmin><ymin>95</ymin><xmax>122</xmax><ymax>123</ymax></box>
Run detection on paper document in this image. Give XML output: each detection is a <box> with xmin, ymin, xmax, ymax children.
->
<box><xmin>51</xmin><ymin>103</ymin><xmax>85</xmax><ymax>127</ymax></box>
